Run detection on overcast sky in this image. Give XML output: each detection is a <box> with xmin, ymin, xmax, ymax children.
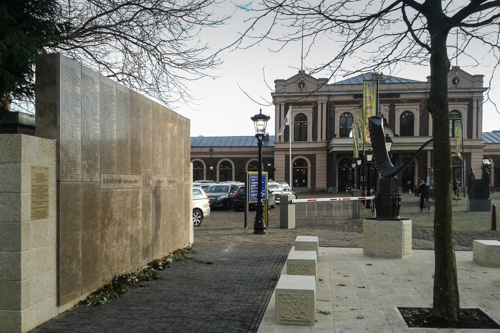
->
<box><xmin>175</xmin><ymin>2</ymin><xmax>500</xmax><ymax>138</ymax></box>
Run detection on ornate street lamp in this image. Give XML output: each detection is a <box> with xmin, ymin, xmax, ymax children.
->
<box><xmin>251</xmin><ymin>109</ymin><xmax>270</xmax><ymax>235</ymax></box>
<box><xmin>385</xmin><ymin>133</ymin><xmax>393</xmax><ymax>152</ymax></box>
<box><xmin>365</xmin><ymin>149</ymin><xmax>373</xmax><ymax>208</ymax></box>
<box><xmin>357</xmin><ymin>158</ymin><xmax>362</xmax><ymax>190</ymax></box>
<box><xmin>482</xmin><ymin>156</ymin><xmax>491</xmax><ymax>168</ymax></box>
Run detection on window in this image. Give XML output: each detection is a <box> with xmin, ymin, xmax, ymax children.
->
<box><xmin>293</xmin><ymin>158</ymin><xmax>308</xmax><ymax>187</ymax></box>
<box><xmin>339</xmin><ymin>113</ymin><xmax>353</xmax><ymax>138</ymax></box>
<box><xmin>218</xmin><ymin>161</ymin><xmax>233</xmax><ymax>182</ymax></box>
<box><xmin>294</xmin><ymin>113</ymin><xmax>308</xmax><ymax>141</ymax></box>
<box><xmin>248</xmin><ymin>160</ymin><xmax>258</xmax><ymax>171</ymax></box>
<box><xmin>400</xmin><ymin>111</ymin><xmax>414</xmax><ymax>136</ymax></box>
<box><xmin>192</xmin><ymin>160</ymin><xmax>204</xmax><ymax>181</ymax></box>
<box><xmin>449</xmin><ymin>110</ymin><xmax>462</xmax><ymax>138</ymax></box>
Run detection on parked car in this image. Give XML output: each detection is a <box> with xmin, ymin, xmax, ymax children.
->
<box><xmin>279</xmin><ymin>182</ymin><xmax>291</xmax><ymax>191</ymax></box>
<box><xmin>205</xmin><ymin>183</ymin><xmax>239</xmax><ymax>209</ymax></box>
<box><xmin>268</xmin><ymin>183</ymin><xmax>285</xmax><ymax>204</ymax></box>
<box><xmin>192</xmin><ymin>186</ymin><xmax>210</xmax><ymax>227</ymax></box>
<box><xmin>233</xmin><ymin>186</ymin><xmax>276</xmax><ymax>211</ymax></box>
<box><xmin>193</xmin><ymin>181</ymin><xmax>216</xmax><ymax>192</ymax></box>
<box><xmin>268</xmin><ymin>182</ymin><xmax>297</xmax><ymax>204</ymax></box>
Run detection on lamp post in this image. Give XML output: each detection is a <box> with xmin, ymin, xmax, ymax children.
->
<box><xmin>365</xmin><ymin>149</ymin><xmax>373</xmax><ymax>208</ymax></box>
<box><xmin>251</xmin><ymin>109</ymin><xmax>270</xmax><ymax>235</ymax></box>
<box><xmin>357</xmin><ymin>158</ymin><xmax>362</xmax><ymax>190</ymax></box>
<box><xmin>351</xmin><ymin>161</ymin><xmax>356</xmax><ymax>191</ymax></box>
<box><xmin>209</xmin><ymin>165</ymin><xmax>214</xmax><ymax>181</ymax></box>
<box><xmin>385</xmin><ymin>134</ymin><xmax>393</xmax><ymax>152</ymax></box>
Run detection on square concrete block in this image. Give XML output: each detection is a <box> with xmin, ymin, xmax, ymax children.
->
<box><xmin>295</xmin><ymin>235</ymin><xmax>319</xmax><ymax>253</ymax></box>
<box><xmin>473</xmin><ymin>240</ymin><xmax>500</xmax><ymax>267</ymax></box>
<box><xmin>286</xmin><ymin>250</ymin><xmax>317</xmax><ymax>277</ymax></box>
<box><xmin>363</xmin><ymin>219</ymin><xmax>412</xmax><ymax>259</ymax></box>
<box><xmin>275</xmin><ymin>275</ymin><xmax>316</xmax><ymax>326</ymax></box>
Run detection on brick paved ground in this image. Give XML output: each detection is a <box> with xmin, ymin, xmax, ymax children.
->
<box><xmin>31</xmin><ymin>191</ymin><xmax>500</xmax><ymax>332</ymax></box>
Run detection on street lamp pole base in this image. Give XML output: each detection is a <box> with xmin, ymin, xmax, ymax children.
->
<box><xmin>254</xmin><ymin>228</ymin><xmax>267</xmax><ymax>235</ymax></box>
<box><xmin>253</xmin><ymin>209</ymin><xmax>267</xmax><ymax>235</ymax></box>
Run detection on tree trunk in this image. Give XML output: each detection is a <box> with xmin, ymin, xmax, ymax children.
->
<box><xmin>428</xmin><ymin>22</ymin><xmax>460</xmax><ymax>324</ymax></box>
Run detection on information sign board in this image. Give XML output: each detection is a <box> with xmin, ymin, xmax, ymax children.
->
<box><xmin>248</xmin><ymin>172</ymin><xmax>267</xmax><ymax>202</ymax></box>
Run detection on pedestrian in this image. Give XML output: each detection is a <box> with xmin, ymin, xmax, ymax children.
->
<box><xmin>418</xmin><ymin>180</ymin><xmax>429</xmax><ymax>211</ymax></box>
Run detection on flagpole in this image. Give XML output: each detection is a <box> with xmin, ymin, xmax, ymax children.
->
<box><xmin>289</xmin><ymin>133</ymin><xmax>292</xmax><ymax>190</ymax></box>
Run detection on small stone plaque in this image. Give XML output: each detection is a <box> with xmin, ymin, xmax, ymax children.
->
<box><xmin>152</xmin><ymin>176</ymin><xmax>177</xmax><ymax>188</ymax></box>
<box><xmin>100</xmin><ymin>174</ymin><xmax>142</xmax><ymax>190</ymax></box>
<box><xmin>31</xmin><ymin>166</ymin><xmax>49</xmax><ymax>220</ymax></box>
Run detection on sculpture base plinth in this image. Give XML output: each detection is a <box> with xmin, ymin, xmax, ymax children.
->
<box><xmin>467</xmin><ymin>199</ymin><xmax>491</xmax><ymax>212</ymax></box>
<box><xmin>363</xmin><ymin>219</ymin><xmax>412</xmax><ymax>259</ymax></box>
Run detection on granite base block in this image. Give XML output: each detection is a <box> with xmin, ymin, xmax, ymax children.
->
<box><xmin>363</xmin><ymin>219</ymin><xmax>412</xmax><ymax>259</ymax></box>
<box><xmin>275</xmin><ymin>275</ymin><xmax>316</xmax><ymax>326</ymax></box>
<box><xmin>473</xmin><ymin>240</ymin><xmax>500</xmax><ymax>267</ymax></box>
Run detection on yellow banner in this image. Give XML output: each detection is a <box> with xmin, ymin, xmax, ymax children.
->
<box><xmin>353</xmin><ymin>123</ymin><xmax>359</xmax><ymax>158</ymax></box>
<box><xmin>455</xmin><ymin>120</ymin><xmax>462</xmax><ymax>157</ymax></box>
<box><xmin>363</xmin><ymin>80</ymin><xmax>377</xmax><ymax>144</ymax></box>
<box><xmin>354</xmin><ymin>107</ymin><xmax>364</xmax><ymax>152</ymax></box>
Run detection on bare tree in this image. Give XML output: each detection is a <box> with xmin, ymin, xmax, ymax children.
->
<box><xmin>238</xmin><ymin>0</ymin><xmax>500</xmax><ymax>324</ymax></box>
<box><xmin>1</xmin><ymin>0</ymin><xmax>227</xmax><ymax>111</ymax></box>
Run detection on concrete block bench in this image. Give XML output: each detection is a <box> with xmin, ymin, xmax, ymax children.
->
<box><xmin>363</xmin><ymin>219</ymin><xmax>412</xmax><ymax>259</ymax></box>
<box><xmin>286</xmin><ymin>250</ymin><xmax>317</xmax><ymax>277</ymax></box>
<box><xmin>275</xmin><ymin>275</ymin><xmax>316</xmax><ymax>326</ymax></box>
<box><xmin>473</xmin><ymin>240</ymin><xmax>500</xmax><ymax>267</ymax></box>
<box><xmin>294</xmin><ymin>235</ymin><xmax>319</xmax><ymax>253</ymax></box>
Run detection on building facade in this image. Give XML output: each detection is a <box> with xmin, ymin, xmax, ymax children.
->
<box><xmin>191</xmin><ymin>68</ymin><xmax>499</xmax><ymax>193</ymax></box>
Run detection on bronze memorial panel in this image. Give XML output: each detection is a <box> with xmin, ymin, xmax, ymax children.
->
<box><xmin>59</xmin><ymin>58</ymin><xmax>82</xmax><ymax>181</ymax></box>
<box><xmin>81</xmin><ymin>67</ymin><xmax>101</xmax><ymax>181</ymax></box>
<box><xmin>100</xmin><ymin>76</ymin><xmax>117</xmax><ymax>174</ymax></box>
<box><xmin>31</xmin><ymin>166</ymin><xmax>49</xmax><ymax>220</ymax></box>
<box><xmin>116</xmin><ymin>84</ymin><xmax>131</xmax><ymax>175</ymax></box>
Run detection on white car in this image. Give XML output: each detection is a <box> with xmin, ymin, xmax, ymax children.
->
<box><xmin>193</xmin><ymin>186</ymin><xmax>210</xmax><ymax>227</ymax></box>
<box><xmin>268</xmin><ymin>183</ymin><xmax>285</xmax><ymax>204</ymax></box>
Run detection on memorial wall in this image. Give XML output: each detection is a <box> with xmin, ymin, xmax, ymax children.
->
<box><xmin>35</xmin><ymin>54</ymin><xmax>192</xmax><ymax>305</ymax></box>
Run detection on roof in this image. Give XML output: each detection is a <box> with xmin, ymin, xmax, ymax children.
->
<box><xmin>483</xmin><ymin>131</ymin><xmax>500</xmax><ymax>144</ymax></box>
<box><xmin>334</xmin><ymin>73</ymin><xmax>423</xmax><ymax>85</ymax></box>
<box><xmin>191</xmin><ymin>135</ymin><xmax>275</xmax><ymax>147</ymax></box>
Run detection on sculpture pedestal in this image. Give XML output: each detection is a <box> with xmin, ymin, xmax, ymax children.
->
<box><xmin>363</xmin><ymin>219</ymin><xmax>412</xmax><ymax>259</ymax></box>
<box><xmin>467</xmin><ymin>199</ymin><xmax>491</xmax><ymax>212</ymax></box>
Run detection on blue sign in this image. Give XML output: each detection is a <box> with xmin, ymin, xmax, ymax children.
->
<box><xmin>248</xmin><ymin>172</ymin><xmax>267</xmax><ymax>202</ymax></box>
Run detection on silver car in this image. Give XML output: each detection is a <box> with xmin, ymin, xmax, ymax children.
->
<box><xmin>193</xmin><ymin>186</ymin><xmax>210</xmax><ymax>227</ymax></box>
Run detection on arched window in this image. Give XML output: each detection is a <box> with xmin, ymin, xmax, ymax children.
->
<box><xmin>400</xmin><ymin>111</ymin><xmax>414</xmax><ymax>136</ymax></box>
<box><xmin>339</xmin><ymin>113</ymin><xmax>353</xmax><ymax>138</ymax></box>
<box><xmin>293</xmin><ymin>158</ymin><xmax>308</xmax><ymax>187</ymax></box>
<box><xmin>294</xmin><ymin>113</ymin><xmax>308</xmax><ymax>141</ymax></box>
<box><xmin>218</xmin><ymin>160</ymin><xmax>233</xmax><ymax>182</ymax></box>
<box><xmin>192</xmin><ymin>160</ymin><xmax>204</xmax><ymax>181</ymax></box>
<box><xmin>247</xmin><ymin>160</ymin><xmax>258</xmax><ymax>171</ymax></box>
<box><xmin>449</xmin><ymin>111</ymin><xmax>462</xmax><ymax>138</ymax></box>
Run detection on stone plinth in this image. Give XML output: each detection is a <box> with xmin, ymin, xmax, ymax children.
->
<box><xmin>286</xmin><ymin>251</ymin><xmax>317</xmax><ymax>277</ymax></box>
<box><xmin>467</xmin><ymin>199</ymin><xmax>491</xmax><ymax>212</ymax></box>
<box><xmin>473</xmin><ymin>240</ymin><xmax>500</xmax><ymax>267</ymax></box>
<box><xmin>294</xmin><ymin>235</ymin><xmax>319</xmax><ymax>253</ymax></box>
<box><xmin>363</xmin><ymin>219</ymin><xmax>412</xmax><ymax>259</ymax></box>
<box><xmin>0</xmin><ymin>135</ymin><xmax>66</xmax><ymax>333</ymax></box>
<box><xmin>275</xmin><ymin>275</ymin><xmax>316</xmax><ymax>326</ymax></box>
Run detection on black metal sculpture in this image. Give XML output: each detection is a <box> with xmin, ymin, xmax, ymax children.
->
<box><xmin>368</xmin><ymin>116</ymin><xmax>433</xmax><ymax>220</ymax></box>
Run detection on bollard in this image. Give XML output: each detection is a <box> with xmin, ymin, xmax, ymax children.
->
<box><xmin>492</xmin><ymin>205</ymin><xmax>497</xmax><ymax>231</ymax></box>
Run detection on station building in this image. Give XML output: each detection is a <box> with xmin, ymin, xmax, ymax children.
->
<box><xmin>191</xmin><ymin>67</ymin><xmax>499</xmax><ymax>193</ymax></box>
